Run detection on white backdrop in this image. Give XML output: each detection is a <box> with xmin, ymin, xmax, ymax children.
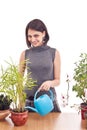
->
<box><xmin>0</xmin><ymin>0</ymin><xmax>87</xmax><ymax>111</ymax></box>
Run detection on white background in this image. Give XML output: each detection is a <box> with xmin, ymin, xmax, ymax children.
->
<box><xmin>0</xmin><ymin>0</ymin><xmax>87</xmax><ymax>112</ymax></box>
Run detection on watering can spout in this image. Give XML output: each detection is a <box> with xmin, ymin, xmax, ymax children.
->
<box><xmin>25</xmin><ymin>106</ymin><xmax>38</xmax><ymax>113</ymax></box>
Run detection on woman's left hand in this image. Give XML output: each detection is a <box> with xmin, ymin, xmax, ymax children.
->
<box><xmin>38</xmin><ymin>81</ymin><xmax>52</xmax><ymax>91</ymax></box>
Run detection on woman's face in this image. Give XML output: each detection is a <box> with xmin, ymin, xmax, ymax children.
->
<box><xmin>27</xmin><ymin>29</ymin><xmax>45</xmax><ymax>47</ymax></box>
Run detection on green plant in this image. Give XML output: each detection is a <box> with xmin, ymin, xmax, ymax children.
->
<box><xmin>0</xmin><ymin>59</ymin><xmax>37</xmax><ymax>112</ymax></box>
<box><xmin>72</xmin><ymin>53</ymin><xmax>87</xmax><ymax>103</ymax></box>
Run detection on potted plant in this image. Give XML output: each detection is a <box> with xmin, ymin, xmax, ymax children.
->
<box><xmin>0</xmin><ymin>94</ymin><xmax>12</xmax><ymax>120</ymax></box>
<box><xmin>72</xmin><ymin>53</ymin><xmax>87</xmax><ymax>120</ymax></box>
<box><xmin>0</xmin><ymin>59</ymin><xmax>36</xmax><ymax>125</ymax></box>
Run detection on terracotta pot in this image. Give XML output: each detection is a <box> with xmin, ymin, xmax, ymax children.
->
<box><xmin>0</xmin><ymin>109</ymin><xmax>10</xmax><ymax>120</ymax></box>
<box><xmin>10</xmin><ymin>110</ymin><xmax>28</xmax><ymax>126</ymax></box>
<box><xmin>81</xmin><ymin>103</ymin><xmax>87</xmax><ymax>120</ymax></box>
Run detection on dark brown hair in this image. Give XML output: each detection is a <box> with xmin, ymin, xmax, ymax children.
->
<box><xmin>25</xmin><ymin>19</ymin><xmax>49</xmax><ymax>47</ymax></box>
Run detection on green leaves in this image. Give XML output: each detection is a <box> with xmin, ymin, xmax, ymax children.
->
<box><xmin>73</xmin><ymin>53</ymin><xmax>87</xmax><ymax>103</ymax></box>
<box><xmin>0</xmin><ymin>59</ymin><xmax>37</xmax><ymax>112</ymax></box>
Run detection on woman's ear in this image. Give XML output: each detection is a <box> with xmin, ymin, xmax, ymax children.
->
<box><xmin>43</xmin><ymin>31</ymin><xmax>46</xmax><ymax>37</ymax></box>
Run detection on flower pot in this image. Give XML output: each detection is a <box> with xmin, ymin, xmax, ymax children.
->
<box><xmin>10</xmin><ymin>110</ymin><xmax>28</xmax><ymax>126</ymax></box>
<box><xmin>0</xmin><ymin>109</ymin><xmax>10</xmax><ymax>120</ymax></box>
<box><xmin>81</xmin><ymin>103</ymin><xmax>87</xmax><ymax>120</ymax></box>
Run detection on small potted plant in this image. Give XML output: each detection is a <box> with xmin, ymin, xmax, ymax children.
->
<box><xmin>72</xmin><ymin>53</ymin><xmax>87</xmax><ymax>120</ymax></box>
<box><xmin>0</xmin><ymin>94</ymin><xmax>12</xmax><ymax>120</ymax></box>
<box><xmin>0</xmin><ymin>59</ymin><xmax>36</xmax><ymax>125</ymax></box>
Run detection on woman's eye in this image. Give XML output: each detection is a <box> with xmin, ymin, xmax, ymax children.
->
<box><xmin>27</xmin><ymin>34</ymin><xmax>39</xmax><ymax>38</ymax></box>
<box><xmin>27</xmin><ymin>35</ymin><xmax>31</xmax><ymax>38</ymax></box>
<box><xmin>34</xmin><ymin>35</ymin><xmax>39</xmax><ymax>38</ymax></box>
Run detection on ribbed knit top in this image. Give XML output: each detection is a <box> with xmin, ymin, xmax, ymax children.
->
<box><xmin>25</xmin><ymin>45</ymin><xmax>57</xmax><ymax>98</ymax></box>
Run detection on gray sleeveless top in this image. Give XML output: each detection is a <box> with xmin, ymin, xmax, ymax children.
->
<box><xmin>25</xmin><ymin>45</ymin><xmax>57</xmax><ymax>99</ymax></box>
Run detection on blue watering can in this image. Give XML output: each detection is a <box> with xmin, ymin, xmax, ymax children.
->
<box><xmin>25</xmin><ymin>90</ymin><xmax>54</xmax><ymax>116</ymax></box>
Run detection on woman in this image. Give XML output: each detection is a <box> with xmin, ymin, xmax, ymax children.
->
<box><xmin>19</xmin><ymin>19</ymin><xmax>61</xmax><ymax>112</ymax></box>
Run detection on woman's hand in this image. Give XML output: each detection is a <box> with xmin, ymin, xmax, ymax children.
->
<box><xmin>38</xmin><ymin>81</ymin><xmax>52</xmax><ymax>91</ymax></box>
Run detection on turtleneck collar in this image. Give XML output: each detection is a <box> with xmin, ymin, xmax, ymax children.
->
<box><xmin>30</xmin><ymin>45</ymin><xmax>50</xmax><ymax>52</ymax></box>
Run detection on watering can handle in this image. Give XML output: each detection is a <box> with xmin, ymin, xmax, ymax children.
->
<box><xmin>34</xmin><ymin>90</ymin><xmax>54</xmax><ymax>101</ymax></box>
<box><xmin>49</xmin><ymin>90</ymin><xmax>54</xmax><ymax>101</ymax></box>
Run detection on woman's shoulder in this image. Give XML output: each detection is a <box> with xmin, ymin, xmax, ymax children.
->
<box><xmin>49</xmin><ymin>46</ymin><xmax>60</xmax><ymax>54</ymax></box>
<box><xmin>20</xmin><ymin>50</ymin><xmax>25</xmax><ymax>57</ymax></box>
<box><xmin>48</xmin><ymin>46</ymin><xmax>57</xmax><ymax>51</ymax></box>
<box><xmin>48</xmin><ymin>46</ymin><xmax>57</xmax><ymax>54</ymax></box>
<box><xmin>20</xmin><ymin>49</ymin><xmax>30</xmax><ymax>58</ymax></box>
<box><xmin>25</xmin><ymin>48</ymin><xmax>32</xmax><ymax>54</ymax></box>
<box><xmin>48</xmin><ymin>46</ymin><xmax>60</xmax><ymax>60</ymax></box>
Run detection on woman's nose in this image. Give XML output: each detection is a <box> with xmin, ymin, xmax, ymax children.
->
<box><xmin>31</xmin><ymin>37</ymin><xmax>36</xmax><ymax>42</ymax></box>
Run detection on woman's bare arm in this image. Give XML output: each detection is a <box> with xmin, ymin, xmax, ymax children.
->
<box><xmin>19</xmin><ymin>51</ymin><xmax>26</xmax><ymax>76</ymax></box>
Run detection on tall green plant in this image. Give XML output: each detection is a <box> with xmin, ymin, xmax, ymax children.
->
<box><xmin>72</xmin><ymin>53</ymin><xmax>87</xmax><ymax>103</ymax></box>
<box><xmin>0</xmin><ymin>60</ymin><xmax>37</xmax><ymax>112</ymax></box>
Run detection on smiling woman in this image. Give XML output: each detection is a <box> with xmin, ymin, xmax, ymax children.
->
<box><xmin>19</xmin><ymin>19</ymin><xmax>61</xmax><ymax>112</ymax></box>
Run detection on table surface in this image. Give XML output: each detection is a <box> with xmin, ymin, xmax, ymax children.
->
<box><xmin>0</xmin><ymin>112</ymin><xmax>87</xmax><ymax>130</ymax></box>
